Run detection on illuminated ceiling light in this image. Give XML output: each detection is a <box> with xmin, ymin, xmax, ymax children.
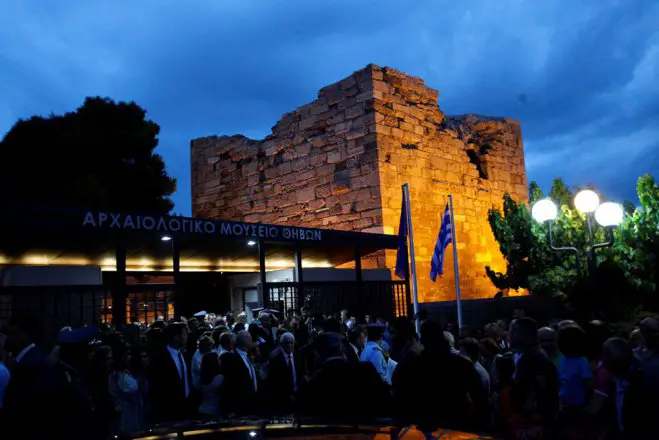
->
<box><xmin>531</xmin><ymin>198</ymin><xmax>558</xmax><ymax>223</ymax></box>
<box><xmin>179</xmin><ymin>267</ymin><xmax>211</xmax><ymax>272</ymax></box>
<box><xmin>595</xmin><ymin>202</ymin><xmax>624</xmax><ymax>227</ymax></box>
<box><xmin>574</xmin><ymin>189</ymin><xmax>600</xmax><ymax>213</ymax></box>
<box><xmin>161</xmin><ymin>235</ymin><xmax>172</xmax><ymax>242</ymax></box>
<box><xmin>247</xmin><ymin>240</ymin><xmax>257</xmax><ymax>246</ymax></box>
<box><xmin>22</xmin><ymin>254</ymin><xmax>49</xmax><ymax>265</ymax></box>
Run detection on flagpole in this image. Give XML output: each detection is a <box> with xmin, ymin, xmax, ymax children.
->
<box><xmin>402</xmin><ymin>183</ymin><xmax>421</xmax><ymax>335</ymax></box>
<box><xmin>448</xmin><ymin>195</ymin><xmax>463</xmax><ymax>329</ymax></box>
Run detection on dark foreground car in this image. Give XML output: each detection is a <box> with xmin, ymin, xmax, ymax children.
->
<box><xmin>118</xmin><ymin>417</ymin><xmax>495</xmax><ymax>440</ymax></box>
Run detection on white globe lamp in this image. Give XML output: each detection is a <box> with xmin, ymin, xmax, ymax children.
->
<box><xmin>594</xmin><ymin>202</ymin><xmax>624</xmax><ymax>227</ymax></box>
<box><xmin>574</xmin><ymin>189</ymin><xmax>600</xmax><ymax>213</ymax></box>
<box><xmin>531</xmin><ymin>198</ymin><xmax>558</xmax><ymax>223</ymax></box>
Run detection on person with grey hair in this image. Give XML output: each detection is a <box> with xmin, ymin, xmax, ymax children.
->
<box><xmin>279</xmin><ymin>331</ymin><xmax>295</xmax><ymax>349</ymax></box>
<box><xmin>265</xmin><ymin>332</ymin><xmax>303</xmax><ymax>412</ymax></box>
<box><xmin>443</xmin><ymin>331</ymin><xmax>461</xmax><ymax>355</ymax></box>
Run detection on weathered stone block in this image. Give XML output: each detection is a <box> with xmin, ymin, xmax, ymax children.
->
<box><xmin>295</xmin><ymin>187</ymin><xmax>316</xmax><ymax>204</ymax></box>
<box><xmin>345</xmin><ymin>103</ymin><xmax>365</xmax><ymax>119</ymax></box>
<box><xmin>334</xmin><ymin>121</ymin><xmax>352</xmax><ymax>134</ymax></box>
<box><xmin>279</xmin><ymin>162</ymin><xmax>291</xmax><ymax>175</ymax></box>
<box><xmin>327</xmin><ymin>151</ymin><xmax>342</xmax><ymax>164</ymax></box>
<box><xmin>356</xmin><ymin>91</ymin><xmax>373</xmax><ymax>103</ymax></box>
<box><xmin>315</xmin><ymin>184</ymin><xmax>331</xmax><ymax>199</ymax></box>
<box><xmin>331</xmin><ymin>182</ymin><xmax>351</xmax><ymax>195</ymax></box>
<box><xmin>346</xmin><ymin>128</ymin><xmax>365</xmax><ymax>141</ymax></box>
<box><xmin>295</xmin><ymin>143</ymin><xmax>311</xmax><ymax>157</ymax></box>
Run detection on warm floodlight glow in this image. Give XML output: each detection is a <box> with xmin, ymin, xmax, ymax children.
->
<box><xmin>574</xmin><ymin>189</ymin><xmax>600</xmax><ymax>213</ymax></box>
<box><xmin>161</xmin><ymin>235</ymin><xmax>172</xmax><ymax>242</ymax></box>
<box><xmin>531</xmin><ymin>198</ymin><xmax>558</xmax><ymax>223</ymax></box>
<box><xmin>595</xmin><ymin>202</ymin><xmax>624</xmax><ymax>227</ymax></box>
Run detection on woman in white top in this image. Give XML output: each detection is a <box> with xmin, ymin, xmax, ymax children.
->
<box><xmin>108</xmin><ymin>342</ymin><xmax>143</xmax><ymax>434</ymax></box>
<box><xmin>198</xmin><ymin>351</ymin><xmax>224</xmax><ymax>417</ymax></box>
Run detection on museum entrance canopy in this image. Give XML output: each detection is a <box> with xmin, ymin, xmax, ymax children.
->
<box><xmin>0</xmin><ymin>203</ymin><xmax>408</xmax><ymax>330</ymax></box>
<box><xmin>0</xmin><ymin>204</ymin><xmax>398</xmax><ymax>272</ymax></box>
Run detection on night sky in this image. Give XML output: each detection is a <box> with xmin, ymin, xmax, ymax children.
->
<box><xmin>2</xmin><ymin>0</ymin><xmax>657</xmax><ymax>213</ymax></box>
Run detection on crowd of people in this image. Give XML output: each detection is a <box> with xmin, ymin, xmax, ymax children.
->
<box><xmin>1</xmin><ymin>306</ymin><xmax>659</xmax><ymax>440</ymax></box>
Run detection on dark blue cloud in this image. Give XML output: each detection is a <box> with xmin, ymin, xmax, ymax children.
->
<box><xmin>1</xmin><ymin>0</ymin><xmax>657</xmax><ymax>213</ymax></box>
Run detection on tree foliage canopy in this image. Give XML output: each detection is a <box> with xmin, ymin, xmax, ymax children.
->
<box><xmin>487</xmin><ymin>174</ymin><xmax>658</xmax><ymax>318</ymax></box>
<box><xmin>0</xmin><ymin>97</ymin><xmax>176</xmax><ymax>214</ymax></box>
<box><xmin>613</xmin><ymin>175</ymin><xmax>659</xmax><ymax>297</ymax></box>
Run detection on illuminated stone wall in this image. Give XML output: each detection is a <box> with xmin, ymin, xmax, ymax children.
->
<box><xmin>191</xmin><ymin>65</ymin><xmax>528</xmax><ymax>302</ymax></box>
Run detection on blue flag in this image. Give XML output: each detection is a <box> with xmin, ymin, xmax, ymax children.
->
<box><xmin>430</xmin><ymin>204</ymin><xmax>452</xmax><ymax>282</ymax></box>
<box><xmin>395</xmin><ymin>197</ymin><xmax>409</xmax><ymax>279</ymax></box>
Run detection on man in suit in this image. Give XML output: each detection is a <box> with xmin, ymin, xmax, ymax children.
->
<box><xmin>220</xmin><ymin>330</ymin><xmax>259</xmax><ymax>416</ymax></box>
<box><xmin>297</xmin><ymin>332</ymin><xmax>390</xmax><ymax>420</ymax></box>
<box><xmin>346</xmin><ymin>326</ymin><xmax>365</xmax><ymax>363</ymax></box>
<box><xmin>266</xmin><ymin>332</ymin><xmax>305</xmax><ymax>413</ymax></box>
<box><xmin>148</xmin><ymin>322</ymin><xmax>191</xmax><ymax>423</ymax></box>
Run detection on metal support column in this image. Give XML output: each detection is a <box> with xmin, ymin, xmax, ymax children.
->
<box><xmin>354</xmin><ymin>244</ymin><xmax>363</xmax><ymax>285</ymax></box>
<box><xmin>258</xmin><ymin>240</ymin><xmax>267</xmax><ymax>308</ymax></box>
<box><xmin>172</xmin><ymin>237</ymin><xmax>181</xmax><ymax>319</ymax></box>
<box><xmin>354</xmin><ymin>243</ymin><xmax>365</xmax><ymax>318</ymax></box>
<box><xmin>294</xmin><ymin>245</ymin><xmax>304</xmax><ymax>313</ymax></box>
<box><xmin>113</xmin><ymin>243</ymin><xmax>127</xmax><ymax>327</ymax></box>
<box><xmin>585</xmin><ymin>214</ymin><xmax>597</xmax><ymax>277</ymax></box>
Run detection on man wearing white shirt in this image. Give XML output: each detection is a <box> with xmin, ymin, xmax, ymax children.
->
<box><xmin>279</xmin><ymin>333</ymin><xmax>298</xmax><ymax>391</ymax></box>
<box><xmin>346</xmin><ymin>326</ymin><xmax>366</xmax><ymax>363</ymax></box>
<box><xmin>149</xmin><ymin>322</ymin><xmax>191</xmax><ymax>422</ymax></box>
<box><xmin>221</xmin><ymin>330</ymin><xmax>258</xmax><ymax>415</ymax></box>
<box><xmin>266</xmin><ymin>332</ymin><xmax>304</xmax><ymax>412</ymax></box>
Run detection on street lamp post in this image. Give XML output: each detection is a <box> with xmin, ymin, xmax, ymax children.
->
<box><xmin>531</xmin><ymin>190</ymin><xmax>624</xmax><ymax>277</ymax></box>
<box><xmin>532</xmin><ymin>198</ymin><xmax>581</xmax><ymax>274</ymax></box>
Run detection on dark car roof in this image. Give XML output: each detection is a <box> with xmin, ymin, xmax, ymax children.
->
<box><xmin>122</xmin><ymin>417</ymin><xmax>495</xmax><ymax>440</ymax></box>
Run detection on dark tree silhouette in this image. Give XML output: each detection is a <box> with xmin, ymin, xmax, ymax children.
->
<box><xmin>0</xmin><ymin>97</ymin><xmax>176</xmax><ymax>214</ymax></box>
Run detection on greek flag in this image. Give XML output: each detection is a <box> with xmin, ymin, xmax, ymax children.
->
<box><xmin>430</xmin><ymin>204</ymin><xmax>452</xmax><ymax>282</ymax></box>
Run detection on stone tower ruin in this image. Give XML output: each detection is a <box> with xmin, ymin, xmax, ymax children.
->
<box><xmin>191</xmin><ymin>65</ymin><xmax>528</xmax><ymax>302</ymax></box>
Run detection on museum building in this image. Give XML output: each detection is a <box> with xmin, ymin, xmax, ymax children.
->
<box><xmin>0</xmin><ymin>203</ymin><xmax>408</xmax><ymax>335</ymax></box>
